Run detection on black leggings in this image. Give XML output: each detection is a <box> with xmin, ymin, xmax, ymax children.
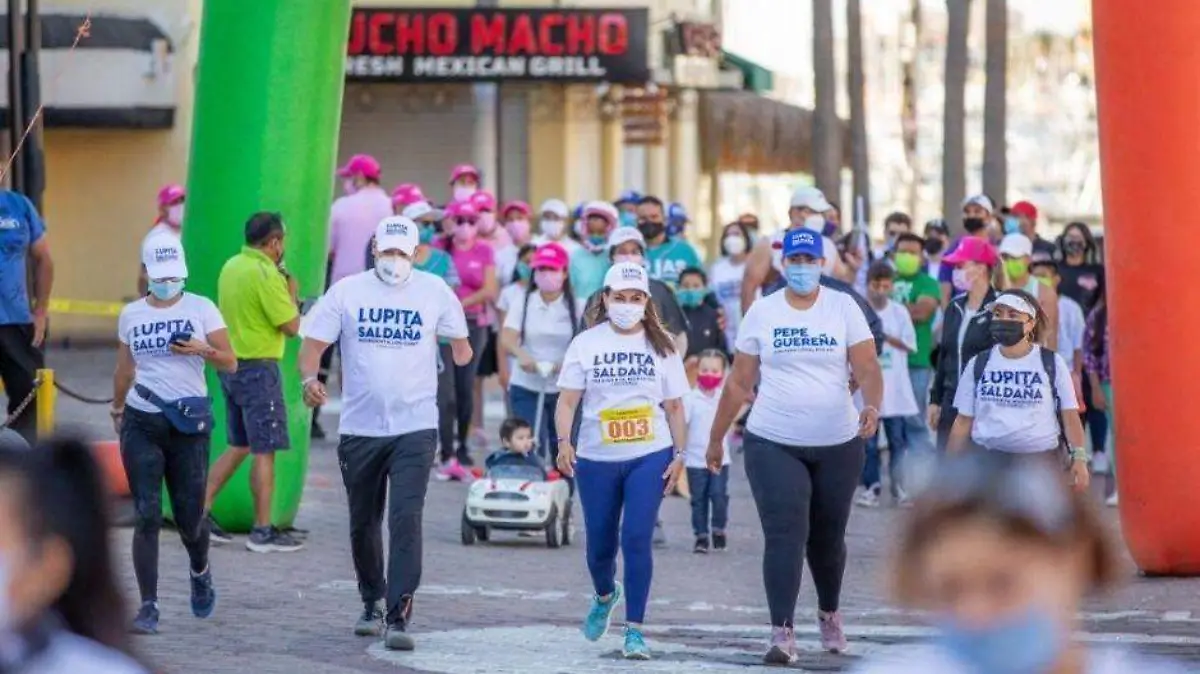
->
<box><xmin>436</xmin><ymin>343</ymin><xmax>457</xmax><ymax>462</ymax></box>
<box><xmin>121</xmin><ymin>407</ymin><xmax>211</xmax><ymax>603</ymax></box>
<box><xmin>452</xmin><ymin>321</ymin><xmax>489</xmax><ymax>453</ymax></box>
<box><xmin>743</xmin><ymin>431</ymin><xmax>865</xmax><ymax>626</ymax></box>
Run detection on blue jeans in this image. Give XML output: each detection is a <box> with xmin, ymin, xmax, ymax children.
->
<box><xmin>687</xmin><ymin>466</ymin><xmax>729</xmax><ymax>536</ymax></box>
<box><xmin>508</xmin><ymin>384</ymin><xmax>560</xmax><ymax>462</ymax></box>
<box><xmin>904</xmin><ymin>367</ymin><xmax>934</xmax><ymax>454</ymax></box>
<box><xmin>575</xmin><ymin>448</ymin><xmax>671</xmax><ymax>624</ymax></box>
<box><xmin>862</xmin><ymin>417</ymin><xmax>909</xmax><ymax>495</ymax></box>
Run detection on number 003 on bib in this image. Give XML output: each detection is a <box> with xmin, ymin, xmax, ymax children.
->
<box><xmin>600</xmin><ymin>405</ymin><xmax>655</xmax><ymax>445</ymax></box>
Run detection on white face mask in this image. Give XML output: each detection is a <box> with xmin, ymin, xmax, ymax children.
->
<box><xmin>723</xmin><ymin>235</ymin><xmax>747</xmax><ymax>256</ymax></box>
<box><xmin>452</xmin><ymin>185</ymin><xmax>476</xmax><ymax>202</ymax></box>
<box><xmin>802</xmin><ymin>214</ymin><xmax>826</xmax><ymax>233</ymax></box>
<box><xmin>612</xmin><ymin>253</ymin><xmax>644</xmax><ymax>267</ymax></box>
<box><xmin>166</xmin><ymin>204</ymin><xmax>184</xmax><ymax>227</ymax></box>
<box><xmin>540</xmin><ymin>218</ymin><xmax>563</xmax><ymax>239</ymax></box>
<box><xmin>376</xmin><ymin>257</ymin><xmax>412</xmax><ymax>286</ymax></box>
<box><xmin>608</xmin><ymin>302</ymin><xmax>645</xmax><ymax>330</ymax></box>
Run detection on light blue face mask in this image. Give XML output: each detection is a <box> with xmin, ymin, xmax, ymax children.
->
<box><xmin>937</xmin><ymin>608</ymin><xmax>1064</xmax><ymax>674</ymax></box>
<box><xmin>784</xmin><ymin>263</ymin><xmax>822</xmax><ymax>294</ymax></box>
<box><xmin>619</xmin><ymin>211</ymin><xmax>638</xmax><ymax>228</ymax></box>
<box><xmin>148</xmin><ymin>279</ymin><xmax>184</xmax><ymax>301</ymax></box>
<box><xmin>1004</xmin><ymin>216</ymin><xmax>1021</xmax><ymax>235</ymax></box>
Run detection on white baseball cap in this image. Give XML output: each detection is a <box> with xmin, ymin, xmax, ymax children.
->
<box><xmin>604</xmin><ymin>261</ymin><xmax>650</xmax><ymax>294</ymax></box>
<box><xmin>607</xmin><ymin>226</ymin><xmax>645</xmax><ymax>251</ymax></box>
<box><xmin>375</xmin><ymin>216</ymin><xmax>419</xmax><ymax>255</ymax></box>
<box><xmin>539</xmin><ymin>198</ymin><xmax>569</xmax><ymax>218</ymax></box>
<box><xmin>998</xmin><ymin>233</ymin><xmax>1033</xmax><ymax>258</ymax></box>
<box><xmin>142</xmin><ymin>234</ymin><xmax>187</xmax><ymax>280</ymax></box>
<box><xmin>961</xmin><ymin>194</ymin><xmax>995</xmax><ymax>214</ymax></box>
<box><xmin>401</xmin><ymin>201</ymin><xmax>444</xmax><ymax>222</ymax></box>
<box><xmin>789</xmin><ymin>185</ymin><xmax>832</xmax><ymax>212</ymax></box>
<box><xmin>987</xmin><ymin>292</ymin><xmax>1039</xmax><ymax>318</ymax></box>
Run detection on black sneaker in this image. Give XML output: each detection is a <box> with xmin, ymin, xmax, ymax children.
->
<box><xmin>130</xmin><ymin>601</ymin><xmax>159</xmax><ymax>635</ymax></box>
<box><xmin>190</xmin><ymin>567</ymin><xmax>216</xmax><ymax>618</ymax></box>
<box><xmin>354</xmin><ymin>601</ymin><xmax>384</xmax><ymax>637</ymax></box>
<box><xmin>384</xmin><ymin>595</ymin><xmax>415</xmax><ymax>651</ymax></box>
<box><xmin>311</xmin><ymin>419</ymin><xmax>326</xmax><ymax>440</ymax></box>
<box><xmin>693</xmin><ymin>536</ymin><xmax>710</xmax><ymax>554</ymax></box>
<box><xmin>455</xmin><ymin>448</ymin><xmax>475</xmax><ymax>467</ymax></box>
<box><xmin>245</xmin><ymin>526</ymin><xmax>305</xmax><ymax>553</ymax></box>
<box><xmin>208</xmin><ymin>515</ymin><xmax>233</xmax><ymax>546</ymax></box>
<box><xmin>713</xmin><ymin>532</ymin><xmax>728</xmax><ymax>551</ymax></box>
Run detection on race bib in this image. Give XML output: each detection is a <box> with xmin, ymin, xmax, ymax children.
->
<box><xmin>600</xmin><ymin>405</ymin><xmax>655</xmax><ymax>445</ymax></box>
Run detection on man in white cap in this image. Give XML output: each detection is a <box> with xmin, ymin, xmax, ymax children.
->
<box><xmin>298</xmin><ymin>215</ymin><xmax>473</xmax><ymax>652</ymax></box>
<box><xmin>533</xmin><ymin>198</ymin><xmax>580</xmax><ymax>255</ymax></box>
<box><xmin>997</xmin><ymin>232</ymin><xmax>1058</xmax><ymax>350</ymax></box>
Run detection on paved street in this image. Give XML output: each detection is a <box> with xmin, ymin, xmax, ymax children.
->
<box><xmin>13</xmin><ymin>348</ymin><xmax>1200</xmax><ymax>673</ymax></box>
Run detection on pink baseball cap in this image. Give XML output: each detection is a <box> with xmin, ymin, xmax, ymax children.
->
<box><xmin>449</xmin><ymin>163</ymin><xmax>480</xmax><ymax>185</ymax></box>
<box><xmin>469</xmin><ymin>190</ymin><xmax>497</xmax><ymax>212</ymax></box>
<box><xmin>391</xmin><ymin>183</ymin><xmax>425</xmax><ymax>207</ymax></box>
<box><xmin>943</xmin><ymin>236</ymin><xmax>1000</xmax><ymax>267</ymax></box>
<box><xmin>157</xmin><ymin>184</ymin><xmax>185</xmax><ymax>206</ymax></box>
<box><xmin>337</xmin><ymin>154</ymin><xmax>381</xmax><ymax>180</ymax></box>
<box><xmin>502</xmin><ymin>200</ymin><xmax>531</xmax><ymax>218</ymax></box>
<box><xmin>444</xmin><ymin>200</ymin><xmax>479</xmax><ymax>221</ymax></box>
<box><xmin>530</xmin><ymin>242</ymin><xmax>569</xmax><ymax>271</ymax></box>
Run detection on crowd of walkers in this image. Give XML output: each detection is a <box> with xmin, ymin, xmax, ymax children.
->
<box><xmin>0</xmin><ymin>146</ymin><xmax>1168</xmax><ymax>672</ymax></box>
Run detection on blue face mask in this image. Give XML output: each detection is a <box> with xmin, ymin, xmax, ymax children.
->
<box><xmin>666</xmin><ymin>219</ymin><xmax>685</xmax><ymax>239</ymax></box>
<box><xmin>619</xmin><ymin>211</ymin><xmax>638</xmax><ymax>228</ymax></box>
<box><xmin>148</xmin><ymin>279</ymin><xmax>184</xmax><ymax>301</ymax></box>
<box><xmin>1004</xmin><ymin>216</ymin><xmax>1021</xmax><ymax>235</ymax></box>
<box><xmin>784</xmin><ymin>263</ymin><xmax>822</xmax><ymax>294</ymax></box>
<box><xmin>418</xmin><ymin>224</ymin><xmax>436</xmax><ymax>245</ymax></box>
<box><xmin>677</xmin><ymin>288</ymin><xmax>706</xmax><ymax>308</ymax></box>
<box><xmin>516</xmin><ymin>262</ymin><xmax>532</xmax><ymax>282</ymax></box>
<box><xmin>937</xmin><ymin>609</ymin><xmax>1063</xmax><ymax>674</ymax></box>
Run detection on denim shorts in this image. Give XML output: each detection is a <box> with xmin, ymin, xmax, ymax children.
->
<box><xmin>219</xmin><ymin>359</ymin><xmax>289</xmax><ymax>454</ymax></box>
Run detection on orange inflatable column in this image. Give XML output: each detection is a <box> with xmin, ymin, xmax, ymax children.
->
<box><xmin>1092</xmin><ymin>0</ymin><xmax>1200</xmax><ymax>575</ymax></box>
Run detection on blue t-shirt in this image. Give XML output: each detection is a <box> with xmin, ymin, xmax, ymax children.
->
<box><xmin>0</xmin><ymin>191</ymin><xmax>45</xmax><ymax>325</ymax></box>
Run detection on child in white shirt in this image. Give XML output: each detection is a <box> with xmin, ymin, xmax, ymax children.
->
<box><xmin>683</xmin><ymin>350</ymin><xmax>733</xmax><ymax>554</ymax></box>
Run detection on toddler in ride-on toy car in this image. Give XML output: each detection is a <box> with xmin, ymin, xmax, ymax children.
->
<box><xmin>485</xmin><ymin>418</ymin><xmax>547</xmax><ymax>478</ymax></box>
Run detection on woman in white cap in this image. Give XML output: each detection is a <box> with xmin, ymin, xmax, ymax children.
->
<box><xmin>997</xmin><ymin>233</ymin><xmax>1058</xmax><ymax>350</ymax></box>
<box><xmin>111</xmin><ymin>234</ymin><xmax>237</xmax><ymax>634</ymax></box>
<box><xmin>533</xmin><ymin>198</ymin><xmax>580</xmax><ymax>254</ymax></box>
<box><xmin>946</xmin><ymin>289</ymin><xmax>1089</xmax><ymax>489</ymax></box>
<box><xmin>706</xmin><ymin>228</ymin><xmax>882</xmax><ymax>663</ymax></box>
<box><xmin>554</xmin><ymin>262</ymin><xmax>689</xmax><ymax>661</ymax></box>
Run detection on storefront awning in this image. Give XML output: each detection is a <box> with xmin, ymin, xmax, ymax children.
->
<box><xmin>0</xmin><ymin>13</ymin><xmax>176</xmax><ymax>129</ymax></box>
<box><xmin>721</xmin><ymin>51</ymin><xmax>773</xmax><ymax>94</ymax></box>
<box><xmin>700</xmin><ymin>90</ymin><xmax>850</xmax><ymax>174</ymax></box>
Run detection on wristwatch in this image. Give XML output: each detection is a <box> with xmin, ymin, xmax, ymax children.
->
<box><xmin>1070</xmin><ymin>445</ymin><xmax>1090</xmax><ymax>463</ymax></box>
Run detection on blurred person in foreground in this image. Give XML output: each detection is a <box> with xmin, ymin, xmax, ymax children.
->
<box><xmin>853</xmin><ymin>451</ymin><xmax>1186</xmax><ymax>674</ymax></box>
<box><xmin>0</xmin><ymin>433</ymin><xmax>150</xmax><ymax>673</ymax></box>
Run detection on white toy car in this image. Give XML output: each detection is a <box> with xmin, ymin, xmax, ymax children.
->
<box><xmin>461</xmin><ymin>462</ymin><xmax>573</xmax><ymax>548</ymax></box>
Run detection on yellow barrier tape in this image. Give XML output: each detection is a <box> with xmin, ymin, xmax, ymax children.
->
<box><xmin>48</xmin><ymin>298</ymin><xmax>125</xmax><ymax>317</ymax></box>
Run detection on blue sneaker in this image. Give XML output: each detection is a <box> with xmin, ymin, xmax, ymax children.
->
<box><xmin>130</xmin><ymin>601</ymin><xmax>159</xmax><ymax>635</ymax></box>
<box><xmin>190</xmin><ymin>567</ymin><xmax>216</xmax><ymax>618</ymax></box>
<box><xmin>581</xmin><ymin>581</ymin><xmax>623</xmax><ymax>642</ymax></box>
<box><xmin>623</xmin><ymin>625</ymin><xmax>651</xmax><ymax>660</ymax></box>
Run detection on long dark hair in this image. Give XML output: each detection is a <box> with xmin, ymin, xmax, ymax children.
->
<box><xmin>511</xmin><ymin>244</ymin><xmax>537</xmax><ymax>284</ymax></box>
<box><xmin>1087</xmin><ymin>274</ymin><xmax>1109</xmax><ymax>360</ymax></box>
<box><xmin>584</xmin><ymin>290</ymin><xmax>677</xmax><ymax>357</ymax></box>
<box><xmin>719</xmin><ymin>222</ymin><xmax>751</xmax><ymax>256</ymax></box>
<box><xmin>519</xmin><ymin>273</ymin><xmax>578</xmax><ymax>344</ymax></box>
<box><xmin>0</xmin><ymin>436</ymin><xmax>134</xmax><ymax>657</ymax></box>
<box><xmin>1059</xmin><ymin>222</ymin><xmax>1098</xmax><ymax>264</ymax></box>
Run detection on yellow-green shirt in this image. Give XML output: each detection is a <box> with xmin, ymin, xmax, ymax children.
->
<box><xmin>218</xmin><ymin>246</ymin><xmax>298</xmax><ymax>359</ymax></box>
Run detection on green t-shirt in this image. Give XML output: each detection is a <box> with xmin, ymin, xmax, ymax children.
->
<box><xmin>645</xmin><ymin>239</ymin><xmax>701</xmax><ymax>288</ymax></box>
<box><xmin>891</xmin><ymin>271</ymin><xmax>940</xmax><ymax>369</ymax></box>
<box><xmin>217</xmin><ymin>246</ymin><xmax>298</xmax><ymax>359</ymax></box>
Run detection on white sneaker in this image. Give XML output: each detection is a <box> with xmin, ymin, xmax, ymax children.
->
<box><xmin>1106</xmin><ymin>492</ymin><xmax>1119</xmax><ymax>507</ymax></box>
<box><xmin>894</xmin><ymin>486</ymin><xmax>913</xmax><ymax>508</ymax></box>
<box><xmin>855</xmin><ymin>487</ymin><xmax>880</xmax><ymax>508</ymax></box>
<box><xmin>1092</xmin><ymin>451</ymin><xmax>1110</xmax><ymax>475</ymax></box>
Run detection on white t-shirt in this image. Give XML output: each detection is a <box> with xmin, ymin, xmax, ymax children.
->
<box><xmin>494</xmin><ymin>243</ymin><xmax>519</xmax><ymax>287</ymax></box>
<box><xmin>301</xmin><ymin>269</ymin><xmax>469</xmax><ymax>437</ymax></box>
<box><xmin>737</xmin><ymin>288</ymin><xmax>874</xmax><ymax>446</ymax></box>
<box><xmin>953</xmin><ymin>345</ymin><xmax>1079</xmax><ymax>454</ymax></box>
<box><xmin>682</xmin><ymin>387</ymin><xmax>731</xmax><ymax>469</ymax></box>
<box><xmin>532</xmin><ymin>234</ymin><xmax>581</xmax><ymax>256</ymax></box>
<box><xmin>496</xmin><ymin>282</ymin><xmax>527</xmax><ymax>315</ymax></box>
<box><xmin>557</xmin><ymin>323</ymin><xmax>690</xmax><ymax>462</ymax></box>
<box><xmin>1058</xmin><ymin>295</ymin><xmax>1086</xmax><ymax>372</ymax></box>
<box><xmin>503</xmin><ymin>290</ymin><xmax>579</xmax><ymax>393</ymax></box>
<box><xmin>853</xmin><ymin>646</ymin><xmax>1187</xmax><ymax>674</ymax></box>
<box><xmin>877</xmin><ymin>299</ymin><xmax>919</xmax><ymax>418</ymax></box>
<box><xmin>118</xmin><ymin>293</ymin><xmax>225</xmax><ymax>413</ymax></box>
<box><xmin>708</xmin><ymin>256</ymin><xmax>746</xmax><ymax>347</ymax></box>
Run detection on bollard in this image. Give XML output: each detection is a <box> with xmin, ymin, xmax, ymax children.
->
<box><xmin>35</xmin><ymin>368</ymin><xmax>55</xmax><ymax>439</ymax></box>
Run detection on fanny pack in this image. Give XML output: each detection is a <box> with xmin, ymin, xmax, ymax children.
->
<box><xmin>135</xmin><ymin>384</ymin><xmax>213</xmax><ymax>435</ymax></box>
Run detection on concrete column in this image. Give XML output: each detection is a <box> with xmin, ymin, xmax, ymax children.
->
<box><xmin>645</xmin><ymin>122</ymin><xmax>670</xmax><ymax>199</ymax></box>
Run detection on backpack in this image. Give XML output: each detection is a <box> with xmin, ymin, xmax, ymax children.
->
<box><xmin>972</xmin><ymin>346</ymin><xmax>1069</xmax><ymax>457</ymax></box>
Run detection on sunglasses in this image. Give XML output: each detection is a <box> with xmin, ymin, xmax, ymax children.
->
<box><xmin>453</xmin><ymin>218</ymin><xmax>477</xmax><ymax>227</ymax></box>
<box><xmin>920</xmin><ymin>452</ymin><xmax>1073</xmax><ymax>537</ymax></box>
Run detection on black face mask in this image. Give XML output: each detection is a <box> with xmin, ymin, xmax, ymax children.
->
<box><xmin>924</xmin><ymin>238</ymin><xmax>945</xmax><ymax>255</ymax></box>
<box><xmin>637</xmin><ymin>220</ymin><xmax>665</xmax><ymax>240</ymax></box>
<box><xmin>989</xmin><ymin>319</ymin><xmax>1027</xmax><ymax>347</ymax></box>
<box><xmin>1064</xmin><ymin>240</ymin><xmax>1086</xmax><ymax>256</ymax></box>
<box><xmin>963</xmin><ymin>217</ymin><xmax>987</xmax><ymax>234</ymax></box>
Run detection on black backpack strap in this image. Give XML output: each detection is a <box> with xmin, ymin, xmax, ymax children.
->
<box><xmin>1039</xmin><ymin>346</ymin><xmax>1069</xmax><ymax>453</ymax></box>
<box><xmin>968</xmin><ymin>346</ymin><xmax>993</xmax><ymax>411</ymax></box>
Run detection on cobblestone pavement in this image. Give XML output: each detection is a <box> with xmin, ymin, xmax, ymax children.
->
<box><xmin>12</xmin><ymin>349</ymin><xmax>1200</xmax><ymax>673</ymax></box>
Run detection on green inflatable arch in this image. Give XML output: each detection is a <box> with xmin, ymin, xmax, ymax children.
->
<box><xmin>181</xmin><ymin>0</ymin><xmax>353</xmax><ymax>531</ymax></box>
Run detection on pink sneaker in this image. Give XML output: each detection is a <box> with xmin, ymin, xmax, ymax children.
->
<box><xmin>818</xmin><ymin>611</ymin><xmax>848</xmax><ymax>654</ymax></box>
<box><xmin>439</xmin><ymin>459</ymin><xmax>472</xmax><ymax>482</ymax></box>
<box><xmin>764</xmin><ymin>625</ymin><xmax>796</xmax><ymax>664</ymax></box>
